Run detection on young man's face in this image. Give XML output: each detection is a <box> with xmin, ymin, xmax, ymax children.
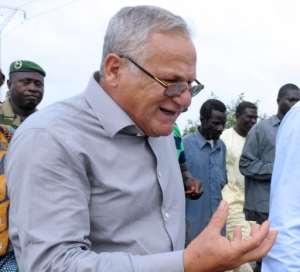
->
<box><xmin>113</xmin><ymin>32</ymin><xmax>197</xmax><ymax>137</ymax></box>
<box><xmin>201</xmin><ymin>110</ymin><xmax>226</xmax><ymax>140</ymax></box>
<box><xmin>237</xmin><ymin>107</ymin><xmax>258</xmax><ymax>135</ymax></box>
<box><xmin>8</xmin><ymin>71</ymin><xmax>44</xmax><ymax>111</ymax></box>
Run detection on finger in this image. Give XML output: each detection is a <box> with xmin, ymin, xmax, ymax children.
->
<box><xmin>185</xmin><ymin>189</ymin><xmax>193</xmax><ymax>194</ymax></box>
<box><xmin>206</xmin><ymin>200</ymin><xmax>228</xmax><ymax>232</ymax></box>
<box><xmin>250</xmin><ymin>223</ymin><xmax>260</xmax><ymax>237</ymax></box>
<box><xmin>186</xmin><ymin>192</ymin><xmax>203</xmax><ymax>200</ymax></box>
<box><xmin>233</xmin><ymin>220</ymin><xmax>271</xmax><ymax>254</ymax></box>
<box><xmin>188</xmin><ymin>181</ymin><xmax>197</xmax><ymax>192</ymax></box>
<box><xmin>194</xmin><ymin>183</ymin><xmax>200</xmax><ymax>192</ymax></box>
<box><xmin>232</xmin><ymin>225</ymin><xmax>242</xmax><ymax>241</ymax></box>
<box><xmin>240</xmin><ymin>229</ymin><xmax>277</xmax><ymax>263</ymax></box>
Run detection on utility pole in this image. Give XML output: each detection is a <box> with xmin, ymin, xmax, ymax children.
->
<box><xmin>0</xmin><ymin>5</ymin><xmax>26</xmax><ymax>68</ymax></box>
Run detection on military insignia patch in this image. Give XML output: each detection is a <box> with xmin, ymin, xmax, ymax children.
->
<box><xmin>13</xmin><ymin>61</ymin><xmax>23</xmax><ymax>70</ymax></box>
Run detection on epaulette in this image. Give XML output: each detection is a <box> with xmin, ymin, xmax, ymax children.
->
<box><xmin>0</xmin><ymin>115</ymin><xmax>18</xmax><ymax>129</ymax></box>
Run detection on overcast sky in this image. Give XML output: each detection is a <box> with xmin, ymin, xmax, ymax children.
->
<box><xmin>1</xmin><ymin>0</ymin><xmax>300</xmax><ymax>129</ymax></box>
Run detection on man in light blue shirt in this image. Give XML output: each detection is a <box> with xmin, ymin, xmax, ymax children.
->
<box><xmin>262</xmin><ymin>100</ymin><xmax>300</xmax><ymax>271</ymax></box>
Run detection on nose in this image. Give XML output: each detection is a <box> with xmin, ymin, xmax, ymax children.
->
<box><xmin>172</xmin><ymin>89</ymin><xmax>192</xmax><ymax>111</ymax></box>
<box><xmin>27</xmin><ymin>82</ymin><xmax>42</xmax><ymax>94</ymax></box>
<box><xmin>217</xmin><ymin>124</ymin><xmax>224</xmax><ymax>132</ymax></box>
<box><xmin>251</xmin><ymin>118</ymin><xmax>257</xmax><ymax>124</ymax></box>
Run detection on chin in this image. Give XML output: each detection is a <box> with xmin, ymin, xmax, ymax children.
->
<box><xmin>212</xmin><ymin>135</ymin><xmax>221</xmax><ymax>141</ymax></box>
<box><xmin>23</xmin><ymin>102</ymin><xmax>38</xmax><ymax>110</ymax></box>
<box><xmin>145</xmin><ymin>126</ymin><xmax>173</xmax><ymax>137</ymax></box>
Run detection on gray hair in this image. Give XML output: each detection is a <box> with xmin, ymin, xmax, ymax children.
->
<box><xmin>99</xmin><ymin>5</ymin><xmax>191</xmax><ymax>76</ymax></box>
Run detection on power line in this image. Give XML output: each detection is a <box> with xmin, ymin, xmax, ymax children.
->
<box><xmin>1</xmin><ymin>0</ymin><xmax>81</xmax><ymax>39</ymax></box>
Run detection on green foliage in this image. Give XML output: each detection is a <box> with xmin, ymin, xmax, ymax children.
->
<box><xmin>225</xmin><ymin>93</ymin><xmax>245</xmax><ymax>128</ymax></box>
<box><xmin>183</xmin><ymin>119</ymin><xmax>199</xmax><ymax>136</ymax></box>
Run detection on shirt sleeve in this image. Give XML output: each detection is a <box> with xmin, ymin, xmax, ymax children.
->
<box><xmin>6</xmin><ymin>128</ymin><xmax>184</xmax><ymax>272</ymax></box>
<box><xmin>262</xmin><ymin>106</ymin><xmax>300</xmax><ymax>271</ymax></box>
<box><xmin>239</xmin><ymin>125</ymin><xmax>273</xmax><ymax>180</ymax></box>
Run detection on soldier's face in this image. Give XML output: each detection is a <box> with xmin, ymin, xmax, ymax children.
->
<box><xmin>8</xmin><ymin>72</ymin><xmax>44</xmax><ymax>111</ymax></box>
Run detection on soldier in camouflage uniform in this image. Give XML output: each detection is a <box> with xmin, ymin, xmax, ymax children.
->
<box><xmin>0</xmin><ymin>60</ymin><xmax>46</xmax><ymax>129</ymax></box>
<box><xmin>0</xmin><ymin>60</ymin><xmax>45</xmax><ymax>271</ymax></box>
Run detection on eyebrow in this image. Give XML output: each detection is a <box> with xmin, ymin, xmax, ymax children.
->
<box><xmin>19</xmin><ymin>77</ymin><xmax>42</xmax><ymax>82</ymax></box>
<box><xmin>161</xmin><ymin>73</ymin><xmax>195</xmax><ymax>83</ymax></box>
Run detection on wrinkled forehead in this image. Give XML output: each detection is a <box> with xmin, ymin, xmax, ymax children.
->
<box><xmin>143</xmin><ymin>32</ymin><xmax>197</xmax><ymax>77</ymax></box>
<box><xmin>10</xmin><ymin>71</ymin><xmax>44</xmax><ymax>82</ymax></box>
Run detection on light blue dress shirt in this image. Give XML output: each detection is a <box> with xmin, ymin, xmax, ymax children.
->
<box><xmin>6</xmin><ymin>75</ymin><xmax>185</xmax><ymax>272</ymax></box>
<box><xmin>262</xmin><ymin>101</ymin><xmax>300</xmax><ymax>271</ymax></box>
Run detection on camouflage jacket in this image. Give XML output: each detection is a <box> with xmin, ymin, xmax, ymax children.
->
<box><xmin>0</xmin><ymin>99</ymin><xmax>21</xmax><ymax>130</ymax></box>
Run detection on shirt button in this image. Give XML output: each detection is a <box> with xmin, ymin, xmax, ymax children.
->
<box><xmin>165</xmin><ymin>212</ymin><xmax>169</xmax><ymax>219</ymax></box>
<box><xmin>157</xmin><ymin>171</ymin><xmax>162</xmax><ymax>178</ymax></box>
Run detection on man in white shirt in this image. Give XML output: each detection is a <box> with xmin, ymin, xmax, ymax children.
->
<box><xmin>222</xmin><ymin>101</ymin><xmax>258</xmax><ymax>272</ymax></box>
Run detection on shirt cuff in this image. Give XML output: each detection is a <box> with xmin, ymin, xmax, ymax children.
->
<box><xmin>131</xmin><ymin>250</ymin><xmax>184</xmax><ymax>272</ymax></box>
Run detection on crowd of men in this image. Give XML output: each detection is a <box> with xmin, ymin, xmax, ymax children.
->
<box><xmin>3</xmin><ymin>4</ymin><xmax>300</xmax><ymax>272</ymax></box>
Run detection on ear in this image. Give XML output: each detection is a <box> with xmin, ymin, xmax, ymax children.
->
<box><xmin>7</xmin><ymin>79</ymin><xmax>11</xmax><ymax>89</ymax></box>
<box><xmin>277</xmin><ymin>98</ymin><xmax>280</xmax><ymax>105</ymax></box>
<box><xmin>102</xmin><ymin>53</ymin><xmax>123</xmax><ymax>88</ymax></box>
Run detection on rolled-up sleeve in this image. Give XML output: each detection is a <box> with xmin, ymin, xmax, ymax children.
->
<box><xmin>6</xmin><ymin>128</ymin><xmax>184</xmax><ymax>272</ymax></box>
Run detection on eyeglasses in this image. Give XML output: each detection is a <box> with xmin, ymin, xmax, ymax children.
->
<box><xmin>120</xmin><ymin>55</ymin><xmax>204</xmax><ymax>97</ymax></box>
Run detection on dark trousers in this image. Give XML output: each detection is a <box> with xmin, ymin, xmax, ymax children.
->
<box><xmin>244</xmin><ymin>209</ymin><xmax>269</xmax><ymax>272</ymax></box>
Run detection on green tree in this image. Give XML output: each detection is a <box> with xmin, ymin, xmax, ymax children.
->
<box><xmin>183</xmin><ymin>119</ymin><xmax>199</xmax><ymax>136</ymax></box>
<box><xmin>225</xmin><ymin>93</ymin><xmax>245</xmax><ymax>128</ymax></box>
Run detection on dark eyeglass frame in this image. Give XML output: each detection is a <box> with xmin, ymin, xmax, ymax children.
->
<box><xmin>119</xmin><ymin>55</ymin><xmax>204</xmax><ymax>97</ymax></box>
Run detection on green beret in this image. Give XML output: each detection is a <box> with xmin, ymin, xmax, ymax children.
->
<box><xmin>9</xmin><ymin>60</ymin><xmax>46</xmax><ymax>77</ymax></box>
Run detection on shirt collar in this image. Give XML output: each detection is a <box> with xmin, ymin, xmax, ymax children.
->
<box><xmin>270</xmin><ymin>115</ymin><xmax>281</xmax><ymax>127</ymax></box>
<box><xmin>83</xmin><ymin>73</ymin><xmax>143</xmax><ymax>138</ymax></box>
<box><xmin>196</xmin><ymin>128</ymin><xmax>221</xmax><ymax>150</ymax></box>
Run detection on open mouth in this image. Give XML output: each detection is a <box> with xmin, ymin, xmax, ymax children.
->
<box><xmin>159</xmin><ymin>107</ymin><xmax>178</xmax><ymax>117</ymax></box>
